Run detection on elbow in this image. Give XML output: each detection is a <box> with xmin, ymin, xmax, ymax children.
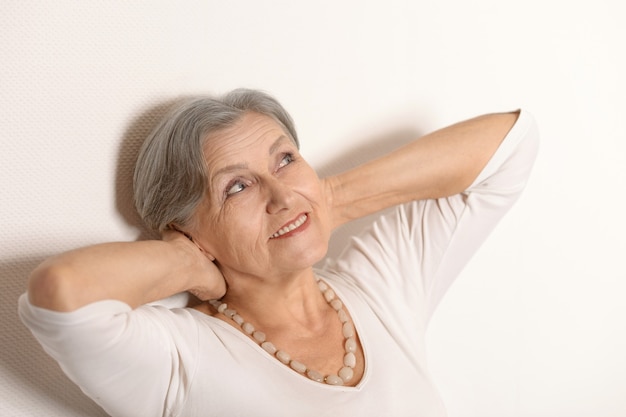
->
<box><xmin>27</xmin><ymin>261</ymin><xmax>78</xmax><ymax>312</ymax></box>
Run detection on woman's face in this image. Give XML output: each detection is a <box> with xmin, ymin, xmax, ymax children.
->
<box><xmin>190</xmin><ymin>112</ymin><xmax>331</xmax><ymax>280</ymax></box>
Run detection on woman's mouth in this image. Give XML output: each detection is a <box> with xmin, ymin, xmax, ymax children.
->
<box><xmin>270</xmin><ymin>213</ymin><xmax>308</xmax><ymax>239</ymax></box>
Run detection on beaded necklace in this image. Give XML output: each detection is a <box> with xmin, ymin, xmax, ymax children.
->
<box><xmin>209</xmin><ymin>278</ymin><xmax>358</xmax><ymax>386</ymax></box>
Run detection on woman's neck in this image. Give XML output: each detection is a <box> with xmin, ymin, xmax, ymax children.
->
<box><xmin>217</xmin><ymin>267</ymin><xmax>329</xmax><ymax>333</ymax></box>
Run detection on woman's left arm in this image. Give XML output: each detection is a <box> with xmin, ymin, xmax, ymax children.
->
<box><xmin>323</xmin><ymin>111</ymin><xmax>520</xmax><ymax>229</ymax></box>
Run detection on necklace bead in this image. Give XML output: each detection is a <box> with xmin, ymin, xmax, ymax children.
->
<box><xmin>290</xmin><ymin>360</ymin><xmax>307</xmax><ymax>373</ymax></box>
<box><xmin>276</xmin><ymin>350</ymin><xmax>291</xmax><ymax>364</ymax></box>
<box><xmin>307</xmin><ymin>369</ymin><xmax>324</xmax><ymax>382</ymax></box>
<box><xmin>345</xmin><ymin>337</ymin><xmax>357</xmax><ymax>353</ymax></box>
<box><xmin>261</xmin><ymin>341</ymin><xmax>277</xmax><ymax>355</ymax></box>
<box><xmin>209</xmin><ymin>278</ymin><xmax>357</xmax><ymax>386</ymax></box>
<box><xmin>252</xmin><ymin>331</ymin><xmax>266</xmax><ymax>343</ymax></box>
<box><xmin>339</xmin><ymin>366</ymin><xmax>354</xmax><ymax>382</ymax></box>
<box><xmin>325</xmin><ymin>375</ymin><xmax>343</xmax><ymax>385</ymax></box>
<box><xmin>342</xmin><ymin>322</ymin><xmax>355</xmax><ymax>338</ymax></box>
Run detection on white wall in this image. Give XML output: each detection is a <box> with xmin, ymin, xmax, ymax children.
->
<box><xmin>1</xmin><ymin>1</ymin><xmax>624</xmax><ymax>416</ymax></box>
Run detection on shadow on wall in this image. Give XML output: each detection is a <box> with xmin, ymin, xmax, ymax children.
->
<box><xmin>1</xmin><ymin>99</ymin><xmax>190</xmax><ymax>416</ymax></box>
<box><xmin>114</xmin><ymin>97</ymin><xmax>191</xmax><ymax>241</ymax></box>
<box><xmin>1</xmin><ymin>257</ymin><xmax>109</xmax><ymax>417</ymax></box>
<box><xmin>315</xmin><ymin>126</ymin><xmax>422</xmax><ymax>262</ymax></box>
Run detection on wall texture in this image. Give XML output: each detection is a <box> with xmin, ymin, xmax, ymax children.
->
<box><xmin>2</xmin><ymin>1</ymin><xmax>624</xmax><ymax>416</ymax></box>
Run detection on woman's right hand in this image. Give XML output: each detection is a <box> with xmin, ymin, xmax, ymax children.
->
<box><xmin>162</xmin><ymin>229</ymin><xmax>227</xmax><ymax>301</ymax></box>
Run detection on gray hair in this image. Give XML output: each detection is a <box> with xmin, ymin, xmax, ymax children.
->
<box><xmin>133</xmin><ymin>88</ymin><xmax>299</xmax><ymax>233</ymax></box>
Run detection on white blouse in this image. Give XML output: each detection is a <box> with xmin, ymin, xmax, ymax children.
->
<box><xmin>19</xmin><ymin>110</ymin><xmax>539</xmax><ymax>417</ymax></box>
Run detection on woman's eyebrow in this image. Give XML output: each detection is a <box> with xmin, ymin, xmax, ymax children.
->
<box><xmin>213</xmin><ymin>135</ymin><xmax>289</xmax><ymax>179</ymax></box>
<box><xmin>214</xmin><ymin>163</ymin><xmax>248</xmax><ymax>178</ymax></box>
<box><xmin>268</xmin><ymin>135</ymin><xmax>290</xmax><ymax>155</ymax></box>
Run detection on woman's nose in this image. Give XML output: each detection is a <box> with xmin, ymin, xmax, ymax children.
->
<box><xmin>265</xmin><ymin>178</ymin><xmax>295</xmax><ymax>214</ymax></box>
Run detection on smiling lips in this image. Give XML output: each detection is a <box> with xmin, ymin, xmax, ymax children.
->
<box><xmin>270</xmin><ymin>213</ymin><xmax>308</xmax><ymax>239</ymax></box>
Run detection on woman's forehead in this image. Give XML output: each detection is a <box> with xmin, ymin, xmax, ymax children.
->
<box><xmin>202</xmin><ymin>113</ymin><xmax>292</xmax><ymax>169</ymax></box>
<box><xmin>204</xmin><ymin>113</ymin><xmax>293</xmax><ymax>155</ymax></box>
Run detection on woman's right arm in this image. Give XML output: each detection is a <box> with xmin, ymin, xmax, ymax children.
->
<box><xmin>28</xmin><ymin>231</ymin><xmax>226</xmax><ymax>312</ymax></box>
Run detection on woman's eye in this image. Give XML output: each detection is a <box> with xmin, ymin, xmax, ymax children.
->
<box><xmin>278</xmin><ymin>153</ymin><xmax>294</xmax><ymax>168</ymax></box>
<box><xmin>226</xmin><ymin>181</ymin><xmax>246</xmax><ymax>196</ymax></box>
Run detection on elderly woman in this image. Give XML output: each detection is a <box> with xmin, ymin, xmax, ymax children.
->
<box><xmin>19</xmin><ymin>89</ymin><xmax>538</xmax><ymax>416</ymax></box>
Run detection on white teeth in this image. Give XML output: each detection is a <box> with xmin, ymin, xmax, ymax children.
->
<box><xmin>270</xmin><ymin>214</ymin><xmax>307</xmax><ymax>238</ymax></box>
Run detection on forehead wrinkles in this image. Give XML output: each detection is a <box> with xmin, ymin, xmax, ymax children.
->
<box><xmin>204</xmin><ymin>117</ymin><xmax>272</xmax><ymax>165</ymax></box>
<box><xmin>202</xmin><ymin>113</ymin><xmax>289</xmax><ymax>186</ymax></box>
